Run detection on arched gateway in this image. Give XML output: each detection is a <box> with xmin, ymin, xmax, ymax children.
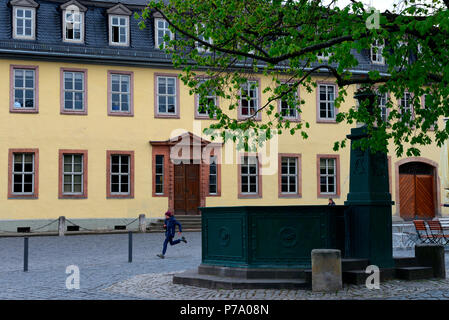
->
<box><xmin>395</xmin><ymin>158</ymin><xmax>439</xmax><ymax>220</ymax></box>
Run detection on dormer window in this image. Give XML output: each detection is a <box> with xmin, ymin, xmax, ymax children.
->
<box><xmin>10</xmin><ymin>0</ymin><xmax>39</xmax><ymax>40</ymax></box>
<box><xmin>371</xmin><ymin>39</ymin><xmax>385</xmax><ymax>64</ymax></box>
<box><xmin>107</xmin><ymin>4</ymin><xmax>131</xmax><ymax>47</ymax></box>
<box><xmin>155</xmin><ymin>18</ymin><xmax>174</xmax><ymax>49</ymax></box>
<box><xmin>61</xmin><ymin>0</ymin><xmax>87</xmax><ymax>43</ymax></box>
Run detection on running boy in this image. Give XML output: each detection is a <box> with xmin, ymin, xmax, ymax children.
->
<box><xmin>157</xmin><ymin>211</ymin><xmax>187</xmax><ymax>259</ymax></box>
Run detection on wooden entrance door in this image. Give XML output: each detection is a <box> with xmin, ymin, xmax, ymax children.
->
<box><xmin>399</xmin><ymin>173</ymin><xmax>435</xmax><ymax>220</ymax></box>
<box><xmin>174</xmin><ymin>163</ymin><xmax>200</xmax><ymax>215</ymax></box>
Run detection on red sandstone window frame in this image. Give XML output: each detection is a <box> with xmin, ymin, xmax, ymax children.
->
<box><xmin>278</xmin><ymin>153</ymin><xmax>302</xmax><ymax>198</ymax></box>
<box><xmin>60</xmin><ymin>68</ymin><xmax>88</xmax><ymax>115</ymax></box>
<box><xmin>238</xmin><ymin>153</ymin><xmax>262</xmax><ymax>199</ymax></box>
<box><xmin>238</xmin><ymin>79</ymin><xmax>262</xmax><ymax>121</ymax></box>
<box><xmin>58</xmin><ymin>149</ymin><xmax>88</xmax><ymax>199</ymax></box>
<box><xmin>10</xmin><ymin>65</ymin><xmax>39</xmax><ymax>114</ymax></box>
<box><xmin>194</xmin><ymin>78</ymin><xmax>219</xmax><ymax>120</ymax></box>
<box><xmin>206</xmin><ymin>147</ymin><xmax>222</xmax><ymax>197</ymax></box>
<box><xmin>106</xmin><ymin>150</ymin><xmax>134</xmax><ymax>199</ymax></box>
<box><xmin>316</xmin><ymin>154</ymin><xmax>341</xmax><ymax>198</ymax></box>
<box><xmin>107</xmin><ymin>70</ymin><xmax>134</xmax><ymax>117</ymax></box>
<box><xmin>152</xmin><ymin>146</ymin><xmax>170</xmax><ymax>197</ymax></box>
<box><xmin>277</xmin><ymin>83</ymin><xmax>301</xmax><ymax>122</ymax></box>
<box><xmin>154</xmin><ymin>73</ymin><xmax>181</xmax><ymax>119</ymax></box>
<box><xmin>8</xmin><ymin>148</ymin><xmax>39</xmax><ymax>199</ymax></box>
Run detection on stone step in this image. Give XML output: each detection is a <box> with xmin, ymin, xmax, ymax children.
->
<box><xmin>173</xmin><ymin>269</ymin><xmax>310</xmax><ymax>290</ymax></box>
<box><xmin>393</xmin><ymin>257</ymin><xmax>418</xmax><ymax>268</ymax></box>
<box><xmin>341</xmin><ymin>258</ymin><xmax>370</xmax><ymax>271</ymax></box>
<box><xmin>304</xmin><ymin>267</ymin><xmax>396</xmax><ymax>285</ymax></box>
<box><xmin>147</xmin><ymin>228</ymin><xmax>201</xmax><ymax>233</ymax></box>
<box><xmin>342</xmin><ymin>268</ymin><xmax>395</xmax><ymax>285</ymax></box>
<box><xmin>395</xmin><ymin>267</ymin><xmax>434</xmax><ymax>280</ymax></box>
<box><xmin>198</xmin><ymin>264</ymin><xmax>307</xmax><ymax>279</ymax></box>
<box><xmin>150</xmin><ymin>221</ymin><xmax>201</xmax><ymax>226</ymax></box>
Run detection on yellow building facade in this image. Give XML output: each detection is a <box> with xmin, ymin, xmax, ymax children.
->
<box><xmin>0</xmin><ymin>59</ymin><xmax>447</xmax><ymax>224</ymax></box>
<box><xmin>0</xmin><ymin>0</ymin><xmax>447</xmax><ymax>231</ymax></box>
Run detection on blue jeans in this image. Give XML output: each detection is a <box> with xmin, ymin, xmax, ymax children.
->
<box><xmin>162</xmin><ymin>236</ymin><xmax>181</xmax><ymax>255</ymax></box>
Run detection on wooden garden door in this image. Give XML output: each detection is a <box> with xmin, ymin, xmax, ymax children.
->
<box><xmin>174</xmin><ymin>163</ymin><xmax>200</xmax><ymax>215</ymax></box>
<box><xmin>399</xmin><ymin>162</ymin><xmax>435</xmax><ymax>220</ymax></box>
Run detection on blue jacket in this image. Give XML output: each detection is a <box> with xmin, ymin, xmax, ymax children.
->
<box><xmin>164</xmin><ymin>216</ymin><xmax>182</xmax><ymax>237</ymax></box>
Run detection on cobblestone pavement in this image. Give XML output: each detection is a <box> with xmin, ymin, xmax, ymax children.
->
<box><xmin>105</xmin><ymin>271</ymin><xmax>449</xmax><ymax>300</ymax></box>
<box><xmin>0</xmin><ymin>232</ymin><xmax>201</xmax><ymax>299</ymax></box>
<box><xmin>1</xmin><ymin>232</ymin><xmax>449</xmax><ymax>299</ymax></box>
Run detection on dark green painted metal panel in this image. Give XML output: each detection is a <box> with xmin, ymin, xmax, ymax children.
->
<box><xmin>200</xmin><ymin>205</ymin><xmax>345</xmax><ymax>269</ymax></box>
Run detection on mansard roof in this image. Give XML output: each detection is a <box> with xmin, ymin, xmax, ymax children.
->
<box><xmin>0</xmin><ymin>0</ymin><xmax>399</xmax><ymax>75</ymax></box>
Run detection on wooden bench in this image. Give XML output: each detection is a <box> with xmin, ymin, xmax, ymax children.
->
<box><xmin>413</xmin><ymin>220</ymin><xmax>434</xmax><ymax>244</ymax></box>
<box><xmin>426</xmin><ymin>220</ymin><xmax>449</xmax><ymax>245</ymax></box>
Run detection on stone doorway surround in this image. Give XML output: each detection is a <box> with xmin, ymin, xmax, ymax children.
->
<box><xmin>150</xmin><ymin>132</ymin><xmax>222</xmax><ymax>214</ymax></box>
<box><xmin>394</xmin><ymin>157</ymin><xmax>440</xmax><ymax>219</ymax></box>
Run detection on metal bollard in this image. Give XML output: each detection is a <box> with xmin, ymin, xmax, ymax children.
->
<box><xmin>24</xmin><ymin>237</ymin><xmax>29</xmax><ymax>272</ymax></box>
<box><xmin>128</xmin><ymin>231</ymin><xmax>133</xmax><ymax>263</ymax></box>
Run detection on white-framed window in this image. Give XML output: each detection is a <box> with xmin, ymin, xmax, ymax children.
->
<box><xmin>63</xmin><ymin>154</ymin><xmax>83</xmax><ymax>195</ymax></box>
<box><xmin>110</xmin><ymin>154</ymin><xmax>130</xmax><ymax>195</ymax></box>
<box><xmin>109</xmin><ymin>15</ymin><xmax>129</xmax><ymax>46</ymax></box>
<box><xmin>400</xmin><ymin>91</ymin><xmax>412</xmax><ymax>115</ymax></box>
<box><xmin>240</xmin><ymin>156</ymin><xmax>258</xmax><ymax>194</ymax></box>
<box><xmin>281</xmin><ymin>157</ymin><xmax>297</xmax><ymax>194</ymax></box>
<box><xmin>279</xmin><ymin>84</ymin><xmax>299</xmax><ymax>119</ymax></box>
<box><xmin>13</xmin><ymin>7</ymin><xmax>35</xmax><ymax>40</ymax></box>
<box><xmin>12</xmin><ymin>153</ymin><xmax>35</xmax><ymax>195</ymax></box>
<box><xmin>63</xmin><ymin>9</ymin><xmax>84</xmax><ymax>43</ymax></box>
<box><xmin>63</xmin><ymin>71</ymin><xmax>85</xmax><ymax>111</ymax></box>
<box><xmin>13</xmin><ymin>68</ymin><xmax>35</xmax><ymax>109</ymax></box>
<box><xmin>155</xmin><ymin>18</ymin><xmax>174</xmax><ymax>49</ymax></box>
<box><xmin>378</xmin><ymin>91</ymin><xmax>388</xmax><ymax>122</ymax></box>
<box><xmin>240</xmin><ymin>80</ymin><xmax>259</xmax><ymax>117</ymax></box>
<box><xmin>318</xmin><ymin>84</ymin><xmax>336</xmax><ymax>120</ymax></box>
<box><xmin>319</xmin><ymin>158</ymin><xmax>336</xmax><ymax>195</ymax></box>
<box><xmin>156</xmin><ymin>76</ymin><xmax>177</xmax><ymax>115</ymax></box>
<box><xmin>155</xmin><ymin>155</ymin><xmax>164</xmax><ymax>195</ymax></box>
<box><xmin>197</xmin><ymin>80</ymin><xmax>217</xmax><ymax>116</ymax></box>
<box><xmin>110</xmin><ymin>74</ymin><xmax>130</xmax><ymax>113</ymax></box>
<box><xmin>209</xmin><ymin>155</ymin><xmax>217</xmax><ymax>195</ymax></box>
<box><xmin>371</xmin><ymin>39</ymin><xmax>384</xmax><ymax>64</ymax></box>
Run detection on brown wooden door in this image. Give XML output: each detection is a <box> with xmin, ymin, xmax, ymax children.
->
<box><xmin>399</xmin><ymin>174</ymin><xmax>415</xmax><ymax>220</ymax></box>
<box><xmin>399</xmin><ymin>173</ymin><xmax>435</xmax><ymax>220</ymax></box>
<box><xmin>174</xmin><ymin>163</ymin><xmax>200</xmax><ymax>215</ymax></box>
<box><xmin>415</xmin><ymin>175</ymin><xmax>435</xmax><ymax>219</ymax></box>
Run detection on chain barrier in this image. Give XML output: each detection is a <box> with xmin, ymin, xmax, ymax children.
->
<box><xmin>125</xmin><ymin>217</ymin><xmax>139</xmax><ymax>227</ymax></box>
<box><xmin>65</xmin><ymin>218</ymin><xmax>95</xmax><ymax>232</ymax></box>
<box><xmin>30</xmin><ymin>219</ymin><xmax>59</xmax><ymax>232</ymax></box>
<box><xmin>0</xmin><ymin>216</ymin><xmax>143</xmax><ymax>235</ymax></box>
<box><xmin>0</xmin><ymin>219</ymin><xmax>59</xmax><ymax>234</ymax></box>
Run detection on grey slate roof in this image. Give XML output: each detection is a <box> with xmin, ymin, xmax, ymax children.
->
<box><xmin>0</xmin><ymin>0</ymin><xmax>394</xmax><ymax>73</ymax></box>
